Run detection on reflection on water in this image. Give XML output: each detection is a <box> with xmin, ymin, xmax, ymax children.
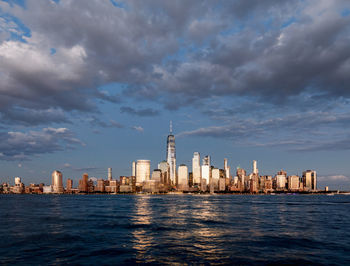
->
<box><xmin>0</xmin><ymin>194</ymin><xmax>350</xmax><ymax>264</ymax></box>
<box><xmin>131</xmin><ymin>195</ymin><xmax>154</xmax><ymax>262</ymax></box>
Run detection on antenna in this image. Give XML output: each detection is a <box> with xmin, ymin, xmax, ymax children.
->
<box><xmin>170</xmin><ymin>121</ymin><xmax>173</xmax><ymax>134</ymax></box>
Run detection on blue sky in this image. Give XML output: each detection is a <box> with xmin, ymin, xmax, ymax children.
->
<box><xmin>1</xmin><ymin>0</ymin><xmax>350</xmax><ymax>190</ymax></box>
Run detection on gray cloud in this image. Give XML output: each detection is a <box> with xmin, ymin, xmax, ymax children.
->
<box><xmin>179</xmin><ymin>111</ymin><xmax>350</xmax><ymax>151</ymax></box>
<box><xmin>120</xmin><ymin>106</ymin><xmax>159</xmax><ymax>117</ymax></box>
<box><xmin>131</xmin><ymin>126</ymin><xmax>144</xmax><ymax>133</ymax></box>
<box><xmin>89</xmin><ymin>116</ymin><xmax>124</xmax><ymax>128</ymax></box>
<box><xmin>0</xmin><ymin>0</ymin><xmax>349</xmax><ymax>126</ymax></box>
<box><xmin>0</xmin><ymin>127</ymin><xmax>84</xmax><ymax>161</ymax></box>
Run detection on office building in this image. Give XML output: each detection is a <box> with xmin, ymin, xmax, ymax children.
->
<box><xmin>224</xmin><ymin>158</ymin><xmax>230</xmax><ymax>179</ymax></box>
<box><xmin>166</xmin><ymin>121</ymin><xmax>176</xmax><ymax>185</ymax></box>
<box><xmin>108</xmin><ymin>168</ymin><xmax>112</xmax><ymax>181</ymax></box>
<box><xmin>276</xmin><ymin>174</ymin><xmax>287</xmax><ymax>190</ymax></box>
<box><xmin>136</xmin><ymin>160</ymin><xmax>151</xmax><ymax>186</ymax></box>
<box><xmin>192</xmin><ymin>152</ymin><xmax>201</xmax><ymax>185</ymax></box>
<box><xmin>302</xmin><ymin>170</ymin><xmax>317</xmax><ymax>191</ymax></box>
<box><xmin>152</xmin><ymin>169</ymin><xmax>162</xmax><ymax>182</ymax></box>
<box><xmin>52</xmin><ymin>170</ymin><xmax>64</xmax><ymax>194</ymax></box>
<box><xmin>158</xmin><ymin>161</ymin><xmax>170</xmax><ymax>185</ymax></box>
<box><xmin>78</xmin><ymin>173</ymin><xmax>89</xmax><ymax>193</ymax></box>
<box><xmin>66</xmin><ymin>179</ymin><xmax>73</xmax><ymax>193</ymax></box>
<box><xmin>253</xmin><ymin>160</ymin><xmax>258</xmax><ymax>174</ymax></box>
<box><xmin>211</xmin><ymin>168</ymin><xmax>220</xmax><ymax>191</ymax></box>
<box><xmin>178</xmin><ymin>164</ymin><xmax>188</xmax><ymax>190</ymax></box>
<box><xmin>132</xmin><ymin>161</ymin><xmax>136</xmax><ymax>177</ymax></box>
<box><xmin>288</xmin><ymin>175</ymin><xmax>300</xmax><ymax>191</ymax></box>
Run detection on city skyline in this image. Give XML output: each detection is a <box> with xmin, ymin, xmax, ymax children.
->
<box><xmin>1</xmin><ymin>0</ymin><xmax>350</xmax><ymax>190</ymax></box>
<box><xmin>1</xmin><ymin>124</ymin><xmax>323</xmax><ymax>194</ymax></box>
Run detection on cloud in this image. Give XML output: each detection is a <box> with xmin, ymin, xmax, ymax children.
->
<box><xmin>120</xmin><ymin>106</ymin><xmax>159</xmax><ymax>117</ymax></box>
<box><xmin>89</xmin><ymin>117</ymin><xmax>124</xmax><ymax>128</ymax></box>
<box><xmin>178</xmin><ymin>111</ymin><xmax>350</xmax><ymax>151</ymax></box>
<box><xmin>0</xmin><ymin>127</ymin><xmax>84</xmax><ymax>161</ymax></box>
<box><xmin>317</xmin><ymin>174</ymin><xmax>350</xmax><ymax>190</ymax></box>
<box><xmin>131</xmin><ymin>126</ymin><xmax>144</xmax><ymax>133</ymax></box>
<box><xmin>0</xmin><ymin>0</ymin><xmax>349</xmax><ymax>129</ymax></box>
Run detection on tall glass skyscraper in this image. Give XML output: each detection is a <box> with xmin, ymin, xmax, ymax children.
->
<box><xmin>166</xmin><ymin>121</ymin><xmax>176</xmax><ymax>185</ymax></box>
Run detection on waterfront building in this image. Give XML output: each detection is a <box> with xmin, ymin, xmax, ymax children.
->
<box><xmin>136</xmin><ymin>160</ymin><xmax>151</xmax><ymax>186</ymax></box>
<box><xmin>13</xmin><ymin>177</ymin><xmax>24</xmax><ymax>194</ymax></box>
<box><xmin>158</xmin><ymin>161</ymin><xmax>170</xmax><ymax>185</ymax></box>
<box><xmin>52</xmin><ymin>170</ymin><xmax>64</xmax><ymax>194</ymax></box>
<box><xmin>192</xmin><ymin>152</ymin><xmax>201</xmax><ymax>185</ymax></box>
<box><xmin>108</xmin><ymin>168</ymin><xmax>112</xmax><ymax>181</ymax></box>
<box><xmin>211</xmin><ymin>168</ymin><xmax>220</xmax><ymax>191</ymax></box>
<box><xmin>43</xmin><ymin>185</ymin><xmax>53</xmax><ymax>193</ymax></box>
<box><xmin>201</xmin><ymin>155</ymin><xmax>211</xmax><ymax>185</ymax></box>
<box><xmin>224</xmin><ymin>158</ymin><xmax>230</xmax><ymax>179</ymax></box>
<box><xmin>96</xmin><ymin>179</ymin><xmax>105</xmax><ymax>192</ymax></box>
<box><xmin>66</xmin><ymin>179</ymin><xmax>73</xmax><ymax>193</ymax></box>
<box><xmin>189</xmin><ymin>172</ymin><xmax>193</xmax><ymax>188</ymax></box>
<box><xmin>288</xmin><ymin>175</ymin><xmax>300</xmax><ymax>191</ymax></box>
<box><xmin>106</xmin><ymin>180</ymin><xmax>118</xmax><ymax>193</ymax></box>
<box><xmin>166</xmin><ymin>121</ymin><xmax>176</xmax><ymax>185</ymax></box>
<box><xmin>276</xmin><ymin>174</ymin><xmax>287</xmax><ymax>190</ymax></box>
<box><xmin>201</xmin><ymin>178</ymin><xmax>207</xmax><ymax>192</ymax></box>
<box><xmin>78</xmin><ymin>173</ymin><xmax>89</xmax><ymax>193</ymax></box>
<box><xmin>143</xmin><ymin>180</ymin><xmax>160</xmax><ymax>193</ymax></box>
<box><xmin>302</xmin><ymin>170</ymin><xmax>317</xmax><ymax>191</ymax></box>
<box><xmin>201</xmin><ymin>165</ymin><xmax>210</xmax><ymax>185</ymax></box>
<box><xmin>132</xmin><ymin>161</ymin><xmax>136</xmax><ymax>177</ymax></box>
<box><xmin>178</xmin><ymin>164</ymin><xmax>188</xmax><ymax>190</ymax></box>
<box><xmin>253</xmin><ymin>160</ymin><xmax>258</xmax><ymax>174</ymax></box>
<box><xmin>152</xmin><ymin>169</ymin><xmax>162</xmax><ymax>182</ymax></box>
<box><xmin>236</xmin><ymin>167</ymin><xmax>247</xmax><ymax>191</ymax></box>
<box><xmin>219</xmin><ymin>177</ymin><xmax>226</xmax><ymax>191</ymax></box>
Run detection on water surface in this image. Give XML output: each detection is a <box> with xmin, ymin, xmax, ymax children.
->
<box><xmin>0</xmin><ymin>194</ymin><xmax>349</xmax><ymax>265</ymax></box>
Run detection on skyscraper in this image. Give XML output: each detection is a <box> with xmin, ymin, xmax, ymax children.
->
<box><xmin>178</xmin><ymin>164</ymin><xmax>188</xmax><ymax>190</ymax></box>
<box><xmin>166</xmin><ymin>121</ymin><xmax>176</xmax><ymax>185</ymax></box>
<box><xmin>253</xmin><ymin>160</ymin><xmax>258</xmax><ymax>174</ymax></box>
<box><xmin>224</xmin><ymin>158</ymin><xmax>230</xmax><ymax>178</ymax></box>
<box><xmin>136</xmin><ymin>160</ymin><xmax>151</xmax><ymax>186</ymax></box>
<box><xmin>52</xmin><ymin>170</ymin><xmax>63</xmax><ymax>193</ymax></box>
<box><xmin>201</xmin><ymin>155</ymin><xmax>211</xmax><ymax>185</ymax></box>
<box><xmin>302</xmin><ymin>170</ymin><xmax>317</xmax><ymax>191</ymax></box>
<box><xmin>108</xmin><ymin>168</ymin><xmax>112</xmax><ymax>181</ymax></box>
<box><xmin>192</xmin><ymin>152</ymin><xmax>201</xmax><ymax>185</ymax></box>
<box><xmin>132</xmin><ymin>161</ymin><xmax>136</xmax><ymax>177</ymax></box>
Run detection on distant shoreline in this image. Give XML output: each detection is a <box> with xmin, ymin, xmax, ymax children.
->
<box><xmin>2</xmin><ymin>191</ymin><xmax>349</xmax><ymax>195</ymax></box>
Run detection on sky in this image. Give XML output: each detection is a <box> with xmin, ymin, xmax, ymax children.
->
<box><xmin>1</xmin><ymin>0</ymin><xmax>350</xmax><ymax>190</ymax></box>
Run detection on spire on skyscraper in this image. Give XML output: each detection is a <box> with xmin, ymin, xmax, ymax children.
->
<box><xmin>170</xmin><ymin>120</ymin><xmax>173</xmax><ymax>134</ymax></box>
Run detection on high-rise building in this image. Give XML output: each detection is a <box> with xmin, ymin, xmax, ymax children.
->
<box><xmin>224</xmin><ymin>158</ymin><xmax>230</xmax><ymax>179</ymax></box>
<box><xmin>201</xmin><ymin>165</ymin><xmax>210</xmax><ymax>185</ymax></box>
<box><xmin>132</xmin><ymin>161</ymin><xmax>136</xmax><ymax>177</ymax></box>
<box><xmin>288</xmin><ymin>175</ymin><xmax>300</xmax><ymax>191</ymax></box>
<box><xmin>108</xmin><ymin>168</ymin><xmax>112</xmax><ymax>181</ymax></box>
<box><xmin>166</xmin><ymin>121</ymin><xmax>176</xmax><ymax>185</ymax></box>
<box><xmin>192</xmin><ymin>152</ymin><xmax>201</xmax><ymax>185</ymax></box>
<box><xmin>253</xmin><ymin>160</ymin><xmax>258</xmax><ymax>174</ymax></box>
<box><xmin>211</xmin><ymin>168</ymin><xmax>220</xmax><ymax>191</ymax></box>
<box><xmin>178</xmin><ymin>164</ymin><xmax>188</xmax><ymax>190</ymax></box>
<box><xmin>78</xmin><ymin>173</ymin><xmax>89</xmax><ymax>193</ymax></box>
<box><xmin>302</xmin><ymin>170</ymin><xmax>317</xmax><ymax>191</ymax></box>
<box><xmin>66</xmin><ymin>178</ymin><xmax>73</xmax><ymax>193</ymax></box>
<box><xmin>158</xmin><ymin>161</ymin><xmax>170</xmax><ymax>184</ymax></box>
<box><xmin>276</xmin><ymin>172</ymin><xmax>287</xmax><ymax>190</ymax></box>
<box><xmin>136</xmin><ymin>160</ymin><xmax>151</xmax><ymax>186</ymax></box>
<box><xmin>152</xmin><ymin>169</ymin><xmax>162</xmax><ymax>182</ymax></box>
<box><xmin>52</xmin><ymin>170</ymin><xmax>64</xmax><ymax>193</ymax></box>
